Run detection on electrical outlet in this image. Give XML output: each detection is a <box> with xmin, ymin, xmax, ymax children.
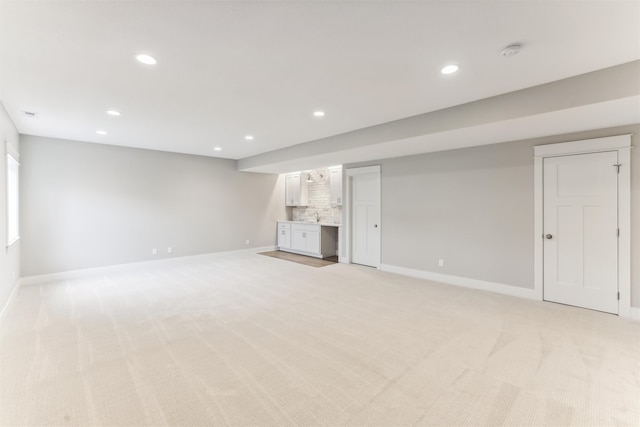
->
<box><xmin>245</xmin><ymin>239</ymin><xmax>250</xmax><ymax>245</ymax></box>
<box><xmin>168</xmin><ymin>247</ymin><xmax>173</xmax><ymax>254</ymax></box>
<box><xmin>438</xmin><ymin>259</ymin><xmax>444</xmax><ymax>267</ymax></box>
<box><xmin>152</xmin><ymin>248</ymin><xmax>157</xmax><ymax>255</ymax></box>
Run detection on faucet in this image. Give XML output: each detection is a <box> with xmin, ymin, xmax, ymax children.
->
<box><xmin>313</xmin><ymin>211</ymin><xmax>319</xmax><ymax>223</ymax></box>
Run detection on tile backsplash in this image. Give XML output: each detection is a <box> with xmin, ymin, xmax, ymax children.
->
<box><xmin>292</xmin><ymin>168</ymin><xmax>342</xmax><ymax>224</ymax></box>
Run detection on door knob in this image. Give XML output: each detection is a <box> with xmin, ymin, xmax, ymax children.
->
<box><xmin>374</xmin><ymin>224</ymin><xmax>378</xmax><ymax>228</ymax></box>
<box><xmin>545</xmin><ymin>234</ymin><xmax>553</xmax><ymax>239</ymax></box>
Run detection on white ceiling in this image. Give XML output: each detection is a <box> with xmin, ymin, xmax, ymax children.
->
<box><xmin>1</xmin><ymin>1</ymin><xmax>639</xmax><ymax>171</ymax></box>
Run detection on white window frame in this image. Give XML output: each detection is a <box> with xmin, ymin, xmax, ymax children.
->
<box><xmin>6</xmin><ymin>143</ymin><xmax>20</xmax><ymax>247</ymax></box>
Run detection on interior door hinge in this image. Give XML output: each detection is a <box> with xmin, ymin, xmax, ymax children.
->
<box><xmin>614</xmin><ymin>164</ymin><xmax>621</xmax><ymax>173</ymax></box>
<box><xmin>617</xmin><ymin>228</ymin><xmax>620</xmax><ymax>237</ymax></box>
<box><xmin>618</xmin><ymin>292</ymin><xmax>620</xmax><ymax>300</ymax></box>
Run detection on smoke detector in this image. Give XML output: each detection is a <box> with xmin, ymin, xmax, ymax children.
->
<box><xmin>501</xmin><ymin>43</ymin><xmax>522</xmax><ymax>57</ymax></box>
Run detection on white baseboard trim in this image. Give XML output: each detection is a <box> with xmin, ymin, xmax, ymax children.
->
<box><xmin>629</xmin><ymin>307</ymin><xmax>640</xmax><ymax>322</ymax></box>
<box><xmin>19</xmin><ymin>246</ymin><xmax>276</xmax><ymax>287</ymax></box>
<box><xmin>380</xmin><ymin>264</ymin><xmax>538</xmax><ymax>300</ymax></box>
<box><xmin>0</xmin><ymin>279</ymin><xmax>21</xmax><ymax>322</ymax></box>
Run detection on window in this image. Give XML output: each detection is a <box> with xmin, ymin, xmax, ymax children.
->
<box><xmin>6</xmin><ymin>151</ymin><xmax>19</xmax><ymax>246</ymax></box>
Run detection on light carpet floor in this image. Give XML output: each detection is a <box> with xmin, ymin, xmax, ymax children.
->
<box><xmin>0</xmin><ymin>252</ymin><xmax>638</xmax><ymax>426</ymax></box>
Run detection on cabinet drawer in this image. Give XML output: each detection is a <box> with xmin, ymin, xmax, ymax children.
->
<box><xmin>278</xmin><ymin>222</ymin><xmax>291</xmax><ymax>230</ymax></box>
<box><xmin>291</xmin><ymin>223</ymin><xmax>319</xmax><ymax>233</ymax></box>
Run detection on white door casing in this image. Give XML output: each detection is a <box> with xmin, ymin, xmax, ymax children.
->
<box><xmin>543</xmin><ymin>151</ymin><xmax>618</xmax><ymax>314</ymax></box>
<box><xmin>345</xmin><ymin>166</ymin><xmax>381</xmax><ymax>268</ymax></box>
<box><xmin>352</xmin><ymin>174</ymin><xmax>380</xmax><ymax>267</ymax></box>
<box><xmin>534</xmin><ymin>135</ymin><xmax>631</xmax><ymax>318</ymax></box>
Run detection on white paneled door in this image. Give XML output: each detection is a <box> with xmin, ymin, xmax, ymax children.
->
<box><xmin>543</xmin><ymin>151</ymin><xmax>619</xmax><ymax>314</ymax></box>
<box><xmin>351</xmin><ymin>172</ymin><xmax>380</xmax><ymax>268</ymax></box>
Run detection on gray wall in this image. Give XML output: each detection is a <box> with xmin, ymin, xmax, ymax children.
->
<box><xmin>20</xmin><ymin>135</ymin><xmax>286</xmax><ymax>277</ymax></box>
<box><xmin>346</xmin><ymin>124</ymin><xmax>640</xmax><ymax>307</ymax></box>
<box><xmin>381</xmin><ymin>139</ymin><xmax>534</xmax><ymax>288</ymax></box>
<box><xmin>0</xmin><ymin>102</ymin><xmax>20</xmax><ymax>315</ymax></box>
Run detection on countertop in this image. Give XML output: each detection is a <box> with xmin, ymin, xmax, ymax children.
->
<box><xmin>278</xmin><ymin>220</ymin><xmax>342</xmax><ymax>227</ymax></box>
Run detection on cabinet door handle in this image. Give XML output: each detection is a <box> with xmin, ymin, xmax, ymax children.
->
<box><xmin>281</xmin><ymin>230</ymin><xmax>285</xmax><ymax>235</ymax></box>
<box><xmin>302</xmin><ymin>232</ymin><xmax>306</xmax><ymax>238</ymax></box>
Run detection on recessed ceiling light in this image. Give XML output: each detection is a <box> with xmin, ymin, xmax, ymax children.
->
<box><xmin>441</xmin><ymin>64</ymin><xmax>459</xmax><ymax>75</ymax></box>
<box><xmin>244</xmin><ymin>135</ymin><xmax>254</xmax><ymax>140</ymax></box>
<box><xmin>106</xmin><ymin>110</ymin><xmax>121</xmax><ymax>116</ymax></box>
<box><xmin>96</xmin><ymin>130</ymin><xmax>107</xmax><ymax>135</ymax></box>
<box><xmin>213</xmin><ymin>146</ymin><xmax>222</xmax><ymax>151</ymax></box>
<box><xmin>313</xmin><ymin>111</ymin><xmax>325</xmax><ymax>117</ymax></box>
<box><xmin>135</xmin><ymin>54</ymin><xmax>157</xmax><ymax>65</ymax></box>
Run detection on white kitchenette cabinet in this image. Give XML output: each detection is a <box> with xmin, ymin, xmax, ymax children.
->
<box><xmin>285</xmin><ymin>172</ymin><xmax>309</xmax><ymax>206</ymax></box>
<box><xmin>329</xmin><ymin>166</ymin><xmax>343</xmax><ymax>207</ymax></box>
<box><xmin>291</xmin><ymin>224</ymin><xmax>320</xmax><ymax>254</ymax></box>
<box><xmin>277</xmin><ymin>222</ymin><xmax>291</xmax><ymax>249</ymax></box>
<box><xmin>277</xmin><ymin>221</ymin><xmax>338</xmax><ymax>258</ymax></box>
